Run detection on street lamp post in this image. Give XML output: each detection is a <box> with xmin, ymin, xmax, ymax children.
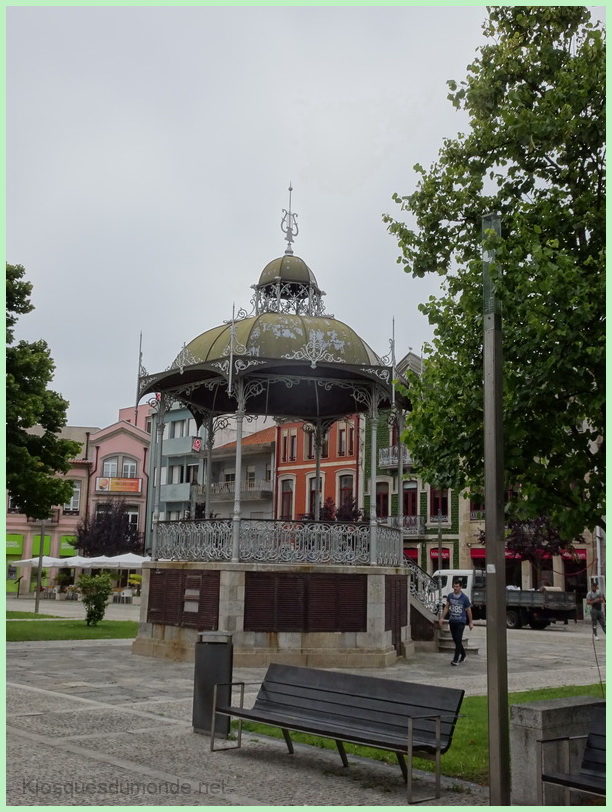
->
<box><xmin>34</xmin><ymin>519</ymin><xmax>45</xmax><ymax>615</ymax></box>
<box><xmin>482</xmin><ymin>212</ymin><xmax>511</xmax><ymax>805</ymax></box>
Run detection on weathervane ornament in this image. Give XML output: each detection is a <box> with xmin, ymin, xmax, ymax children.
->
<box><xmin>281</xmin><ymin>183</ymin><xmax>299</xmax><ymax>255</ymax></box>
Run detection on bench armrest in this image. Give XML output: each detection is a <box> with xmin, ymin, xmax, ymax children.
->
<box><xmin>407</xmin><ymin>712</ymin><xmax>464</xmax><ymax>721</ymax></box>
<box><xmin>213</xmin><ymin>680</ymin><xmax>262</xmax><ymax>689</ymax></box>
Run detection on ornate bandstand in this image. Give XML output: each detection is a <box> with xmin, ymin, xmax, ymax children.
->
<box><xmin>133</xmin><ymin>191</ymin><xmax>414</xmax><ymax>666</ymax></box>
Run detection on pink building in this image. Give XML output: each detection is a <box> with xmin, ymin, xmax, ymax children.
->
<box><xmin>6</xmin><ymin>406</ymin><xmax>152</xmax><ymax>595</ymax></box>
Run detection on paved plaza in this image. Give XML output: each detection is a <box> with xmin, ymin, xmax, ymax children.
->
<box><xmin>6</xmin><ymin>597</ymin><xmax>606</xmax><ymax>806</ymax></box>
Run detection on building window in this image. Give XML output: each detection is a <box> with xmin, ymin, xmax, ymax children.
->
<box><xmin>338</xmin><ymin>426</ymin><xmax>346</xmax><ymax>456</ymax></box>
<box><xmin>321</xmin><ymin>432</ymin><xmax>329</xmax><ymax>459</ymax></box>
<box><xmin>187</xmin><ymin>464</ymin><xmax>199</xmax><ymax>484</ymax></box>
<box><xmin>289</xmin><ymin>432</ymin><xmax>297</xmax><ymax>462</ymax></box>
<box><xmin>339</xmin><ymin>474</ymin><xmax>353</xmax><ymax>507</ymax></box>
<box><xmin>63</xmin><ymin>482</ymin><xmax>81</xmax><ymax>514</ymax></box>
<box><xmin>103</xmin><ymin>457</ymin><xmax>118</xmax><ymax>477</ymax></box>
<box><xmin>7</xmin><ymin>494</ymin><xmax>22</xmax><ymax>514</ymax></box>
<box><xmin>95</xmin><ymin>502</ymin><xmax>111</xmax><ymax>519</ymax></box>
<box><xmin>246</xmin><ymin>467</ymin><xmax>256</xmax><ymax>484</ymax></box>
<box><xmin>281</xmin><ymin>433</ymin><xmax>288</xmax><ymax>462</ymax></box>
<box><xmin>170</xmin><ymin>420</ymin><xmax>186</xmax><ymax>439</ymax></box>
<box><xmin>145</xmin><ymin>417</ymin><xmax>152</xmax><ymax>433</ymax></box>
<box><xmin>170</xmin><ymin>465</ymin><xmax>185</xmax><ymax>484</ymax></box>
<box><xmin>376</xmin><ymin>482</ymin><xmax>389</xmax><ymax>519</ymax></box>
<box><xmin>125</xmin><ymin>505</ymin><xmax>139</xmax><ymax>531</ymax></box>
<box><xmin>469</xmin><ymin>494</ymin><xmax>485</xmax><ymax>521</ymax></box>
<box><xmin>348</xmin><ymin>424</ymin><xmax>355</xmax><ymax>456</ymax></box>
<box><xmin>403</xmin><ymin>483</ymin><xmax>418</xmax><ymax>517</ymax></box>
<box><xmin>122</xmin><ymin>458</ymin><xmax>137</xmax><ymax>478</ymax></box>
<box><xmin>391</xmin><ymin>423</ymin><xmax>399</xmax><ymax>446</ymax></box>
<box><xmin>265</xmin><ymin>464</ymin><xmax>272</xmax><ymax>482</ymax></box>
<box><xmin>280</xmin><ymin>480</ymin><xmax>294</xmax><ymax>520</ymax></box>
<box><xmin>308</xmin><ymin>477</ymin><xmax>321</xmax><ymax>516</ymax></box>
<box><xmin>305</xmin><ymin>430</ymin><xmax>315</xmax><ymax>460</ymax></box>
<box><xmin>430</xmin><ymin>488</ymin><xmax>449</xmax><ymax>522</ymax></box>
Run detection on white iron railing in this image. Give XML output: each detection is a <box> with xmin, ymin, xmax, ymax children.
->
<box><xmin>156</xmin><ymin>518</ymin><xmax>402</xmax><ymax>566</ymax></box>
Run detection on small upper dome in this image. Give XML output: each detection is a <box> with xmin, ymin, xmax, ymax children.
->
<box><xmin>257</xmin><ymin>255</ymin><xmax>321</xmax><ymax>291</ymax></box>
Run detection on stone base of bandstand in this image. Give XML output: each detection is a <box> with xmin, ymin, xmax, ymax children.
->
<box><xmin>132</xmin><ymin>562</ymin><xmax>414</xmax><ymax>668</ymax></box>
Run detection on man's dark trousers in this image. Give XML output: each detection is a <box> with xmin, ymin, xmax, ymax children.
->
<box><xmin>449</xmin><ymin>621</ymin><xmax>466</xmax><ymax>662</ymax></box>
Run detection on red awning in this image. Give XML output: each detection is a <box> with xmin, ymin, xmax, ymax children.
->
<box><xmin>470</xmin><ymin>548</ymin><xmax>486</xmax><ymax>559</ymax></box>
<box><xmin>430</xmin><ymin>548</ymin><xmax>450</xmax><ymax>559</ymax></box>
<box><xmin>403</xmin><ymin>548</ymin><xmax>419</xmax><ymax>560</ymax></box>
<box><xmin>471</xmin><ymin>548</ymin><xmax>522</xmax><ymax>559</ymax></box>
<box><xmin>562</xmin><ymin>549</ymin><xmax>587</xmax><ymax>560</ymax></box>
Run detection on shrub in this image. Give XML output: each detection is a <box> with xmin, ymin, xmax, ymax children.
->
<box><xmin>77</xmin><ymin>572</ymin><xmax>113</xmax><ymax>626</ymax></box>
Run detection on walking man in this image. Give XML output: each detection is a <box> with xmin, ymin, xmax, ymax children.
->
<box><xmin>439</xmin><ymin>579</ymin><xmax>474</xmax><ymax>665</ymax></box>
<box><xmin>586</xmin><ymin>580</ymin><xmax>606</xmax><ymax>640</ymax></box>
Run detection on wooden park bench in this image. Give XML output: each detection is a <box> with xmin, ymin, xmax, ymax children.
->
<box><xmin>210</xmin><ymin>663</ymin><xmax>464</xmax><ymax>803</ymax></box>
<box><xmin>537</xmin><ymin>703</ymin><xmax>606</xmax><ymax>804</ymax></box>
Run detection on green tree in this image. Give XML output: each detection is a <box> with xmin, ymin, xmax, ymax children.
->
<box><xmin>385</xmin><ymin>7</ymin><xmax>605</xmax><ymax>540</ymax></box>
<box><xmin>6</xmin><ymin>263</ymin><xmax>81</xmax><ymax>519</ymax></box>
<box><xmin>76</xmin><ymin>498</ymin><xmax>144</xmax><ymax>557</ymax></box>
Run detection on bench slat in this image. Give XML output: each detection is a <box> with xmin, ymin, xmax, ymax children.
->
<box><xmin>254</xmin><ymin>691</ymin><xmax>458</xmax><ymax>737</ymax></box>
<box><xmin>260</xmin><ymin>679</ymin><xmax>461</xmax><ymax>716</ymax></box>
<box><xmin>217</xmin><ymin>704</ymin><xmax>448</xmax><ymax>753</ymax></box>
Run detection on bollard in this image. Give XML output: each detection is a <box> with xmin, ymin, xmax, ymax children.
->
<box><xmin>192</xmin><ymin>631</ymin><xmax>233</xmax><ymax>738</ymax></box>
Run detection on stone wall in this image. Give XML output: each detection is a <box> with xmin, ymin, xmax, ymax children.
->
<box><xmin>509</xmin><ymin>696</ymin><xmax>605</xmax><ymax>805</ymax></box>
<box><xmin>133</xmin><ymin>562</ymin><xmax>413</xmax><ymax>667</ymax></box>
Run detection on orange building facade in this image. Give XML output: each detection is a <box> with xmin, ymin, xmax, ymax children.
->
<box><xmin>274</xmin><ymin>416</ymin><xmax>361</xmax><ymax>521</ymax></box>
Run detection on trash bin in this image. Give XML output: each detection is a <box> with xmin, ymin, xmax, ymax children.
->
<box><xmin>192</xmin><ymin>631</ymin><xmax>233</xmax><ymax>738</ymax></box>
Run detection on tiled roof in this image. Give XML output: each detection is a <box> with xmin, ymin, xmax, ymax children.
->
<box><xmin>215</xmin><ymin>426</ymin><xmax>276</xmax><ymax>450</ymax></box>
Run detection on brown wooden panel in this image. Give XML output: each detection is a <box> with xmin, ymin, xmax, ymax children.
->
<box><xmin>307</xmin><ymin>576</ymin><xmax>337</xmax><ymax>632</ymax></box>
<box><xmin>277</xmin><ymin>575</ymin><xmax>307</xmax><ymax>631</ymax></box>
<box><xmin>196</xmin><ymin>570</ymin><xmax>220</xmax><ymax>630</ymax></box>
<box><xmin>162</xmin><ymin>569</ymin><xmax>183</xmax><ymax>625</ymax></box>
<box><xmin>147</xmin><ymin>569</ymin><xmax>167</xmax><ymax>623</ymax></box>
<box><xmin>336</xmin><ymin>575</ymin><xmax>367</xmax><ymax>632</ymax></box>
<box><xmin>244</xmin><ymin>572</ymin><xmax>276</xmax><ymax>631</ymax></box>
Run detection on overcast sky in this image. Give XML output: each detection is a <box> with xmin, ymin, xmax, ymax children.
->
<box><xmin>8</xmin><ymin>5</ymin><xmax>495</xmax><ymax>428</ymax></box>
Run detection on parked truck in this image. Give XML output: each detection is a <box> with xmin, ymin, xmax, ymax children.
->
<box><xmin>432</xmin><ymin>568</ymin><xmax>577</xmax><ymax>629</ymax></box>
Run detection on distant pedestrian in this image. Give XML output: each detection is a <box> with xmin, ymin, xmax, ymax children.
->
<box><xmin>439</xmin><ymin>579</ymin><xmax>474</xmax><ymax>665</ymax></box>
<box><xmin>586</xmin><ymin>581</ymin><xmax>606</xmax><ymax>640</ymax></box>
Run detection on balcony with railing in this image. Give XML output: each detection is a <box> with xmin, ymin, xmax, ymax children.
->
<box><xmin>207</xmin><ymin>479</ymin><xmax>273</xmax><ymax>501</ymax></box>
<box><xmin>378</xmin><ymin>446</ymin><xmax>413</xmax><ymax>469</ymax></box>
<box><xmin>378</xmin><ymin>515</ymin><xmax>426</xmax><ymax>536</ymax></box>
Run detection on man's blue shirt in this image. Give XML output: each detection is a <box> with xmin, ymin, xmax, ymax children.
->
<box><xmin>446</xmin><ymin>591</ymin><xmax>471</xmax><ymax>624</ymax></box>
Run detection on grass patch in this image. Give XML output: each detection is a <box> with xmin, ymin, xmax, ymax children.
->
<box><xmin>6</xmin><ymin>620</ymin><xmax>139</xmax><ymax>642</ymax></box>
<box><xmin>235</xmin><ymin>683</ymin><xmax>605</xmax><ymax>785</ymax></box>
<box><xmin>6</xmin><ymin>611</ymin><xmax>62</xmax><ymax>619</ymax></box>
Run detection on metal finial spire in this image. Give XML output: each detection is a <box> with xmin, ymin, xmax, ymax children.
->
<box><xmin>281</xmin><ymin>182</ymin><xmax>299</xmax><ymax>255</ymax></box>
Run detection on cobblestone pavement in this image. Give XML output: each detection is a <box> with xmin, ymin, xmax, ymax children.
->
<box><xmin>6</xmin><ymin>598</ymin><xmax>605</xmax><ymax>806</ymax></box>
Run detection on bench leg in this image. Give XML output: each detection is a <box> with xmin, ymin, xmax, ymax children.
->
<box><xmin>210</xmin><ymin>684</ymin><xmax>243</xmax><ymax>753</ymax></box>
<box><xmin>335</xmin><ymin>740</ymin><xmax>349</xmax><ymax>768</ymax></box>
<box><xmin>281</xmin><ymin>728</ymin><xmax>294</xmax><ymax>755</ymax></box>
<box><xmin>396</xmin><ymin>752</ymin><xmax>408</xmax><ymax>783</ymax></box>
<box><xmin>406</xmin><ymin>717</ymin><xmax>443</xmax><ymax>805</ymax></box>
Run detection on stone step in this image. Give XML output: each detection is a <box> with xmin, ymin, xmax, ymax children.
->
<box><xmin>438</xmin><ymin>627</ymin><xmax>479</xmax><ymax>655</ymax></box>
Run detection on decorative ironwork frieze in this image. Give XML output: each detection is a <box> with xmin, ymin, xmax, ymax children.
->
<box><xmin>282</xmin><ymin>332</ymin><xmax>345</xmax><ymax>369</ymax></box>
<box><xmin>167</xmin><ymin>343</ymin><xmax>204</xmax><ymax>374</ymax></box>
